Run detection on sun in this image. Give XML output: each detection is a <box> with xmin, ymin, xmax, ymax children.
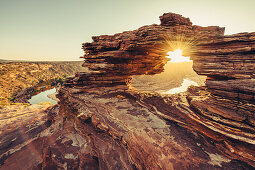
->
<box><xmin>166</xmin><ymin>49</ymin><xmax>191</xmax><ymax>62</ymax></box>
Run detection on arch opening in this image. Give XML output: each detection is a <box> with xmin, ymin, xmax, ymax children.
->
<box><xmin>131</xmin><ymin>48</ymin><xmax>206</xmax><ymax>94</ymax></box>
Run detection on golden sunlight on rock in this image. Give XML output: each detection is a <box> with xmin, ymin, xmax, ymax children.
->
<box><xmin>1</xmin><ymin>12</ymin><xmax>255</xmax><ymax>169</ymax></box>
<box><xmin>167</xmin><ymin>49</ymin><xmax>191</xmax><ymax>62</ymax></box>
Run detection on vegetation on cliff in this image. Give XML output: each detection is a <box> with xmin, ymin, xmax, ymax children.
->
<box><xmin>0</xmin><ymin>61</ymin><xmax>85</xmax><ymax>104</ymax></box>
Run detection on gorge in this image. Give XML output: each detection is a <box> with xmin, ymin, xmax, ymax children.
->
<box><xmin>0</xmin><ymin>13</ymin><xmax>254</xmax><ymax>169</ymax></box>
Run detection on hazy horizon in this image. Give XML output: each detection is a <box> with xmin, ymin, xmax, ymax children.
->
<box><xmin>1</xmin><ymin>0</ymin><xmax>255</xmax><ymax>61</ymax></box>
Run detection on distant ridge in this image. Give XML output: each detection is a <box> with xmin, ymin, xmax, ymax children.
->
<box><xmin>0</xmin><ymin>59</ymin><xmax>82</xmax><ymax>63</ymax></box>
<box><xmin>0</xmin><ymin>59</ymin><xmax>8</xmax><ymax>62</ymax></box>
<box><xmin>0</xmin><ymin>59</ymin><xmax>29</xmax><ymax>62</ymax></box>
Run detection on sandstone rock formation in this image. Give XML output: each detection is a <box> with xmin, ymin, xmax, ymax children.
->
<box><xmin>1</xmin><ymin>13</ymin><xmax>255</xmax><ymax>169</ymax></box>
<box><xmin>189</xmin><ymin>31</ymin><xmax>255</xmax><ymax>138</ymax></box>
<box><xmin>160</xmin><ymin>12</ymin><xmax>192</xmax><ymax>26</ymax></box>
<box><xmin>193</xmin><ymin>32</ymin><xmax>255</xmax><ymax>79</ymax></box>
<box><xmin>185</xmin><ymin>32</ymin><xmax>255</xmax><ymax>167</ymax></box>
<box><xmin>0</xmin><ymin>104</ymin><xmax>56</xmax><ymax>169</ymax></box>
<box><xmin>65</xmin><ymin>13</ymin><xmax>224</xmax><ymax>89</ymax></box>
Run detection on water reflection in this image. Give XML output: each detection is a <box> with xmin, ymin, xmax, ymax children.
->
<box><xmin>162</xmin><ymin>78</ymin><xmax>198</xmax><ymax>94</ymax></box>
<box><xmin>28</xmin><ymin>88</ymin><xmax>57</xmax><ymax>104</ymax></box>
<box><xmin>132</xmin><ymin>62</ymin><xmax>205</xmax><ymax>93</ymax></box>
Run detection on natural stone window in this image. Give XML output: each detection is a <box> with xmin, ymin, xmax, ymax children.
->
<box><xmin>131</xmin><ymin>50</ymin><xmax>206</xmax><ymax>94</ymax></box>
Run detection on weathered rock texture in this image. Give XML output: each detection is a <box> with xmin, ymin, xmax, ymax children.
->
<box><xmin>193</xmin><ymin>33</ymin><xmax>255</xmax><ymax>79</ymax></box>
<box><xmin>0</xmin><ymin>104</ymin><xmax>57</xmax><ymax>169</ymax></box>
<box><xmin>185</xmin><ymin>31</ymin><xmax>255</xmax><ymax>167</ymax></box>
<box><xmin>190</xmin><ymin>32</ymin><xmax>255</xmax><ymax>136</ymax></box>
<box><xmin>1</xmin><ymin>12</ymin><xmax>255</xmax><ymax>169</ymax></box>
<box><xmin>65</xmin><ymin>12</ymin><xmax>224</xmax><ymax>89</ymax></box>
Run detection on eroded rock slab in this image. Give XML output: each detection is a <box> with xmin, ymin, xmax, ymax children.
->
<box><xmin>0</xmin><ymin>104</ymin><xmax>57</xmax><ymax>168</ymax></box>
<box><xmin>47</xmin><ymin>86</ymin><xmax>253</xmax><ymax>169</ymax></box>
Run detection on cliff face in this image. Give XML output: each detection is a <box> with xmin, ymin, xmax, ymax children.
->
<box><xmin>185</xmin><ymin>32</ymin><xmax>255</xmax><ymax>166</ymax></box>
<box><xmin>189</xmin><ymin>31</ymin><xmax>255</xmax><ymax>140</ymax></box>
<box><xmin>1</xmin><ymin>13</ymin><xmax>255</xmax><ymax>169</ymax></box>
<box><xmin>192</xmin><ymin>33</ymin><xmax>255</xmax><ymax>104</ymax></box>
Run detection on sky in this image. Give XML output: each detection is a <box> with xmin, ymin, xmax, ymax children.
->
<box><xmin>0</xmin><ymin>0</ymin><xmax>254</xmax><ymax>61</ymax></box>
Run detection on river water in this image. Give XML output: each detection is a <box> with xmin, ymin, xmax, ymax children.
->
<box><xmin>28</xmin><ymin>88</ymin><xmax>57</xmax><ymax>104</ymax></box>
<box><xmin>28</xmin><ymin>78</ymin><xmax>198</xmax><ymax>104</ymax></box>
<box><xmin>162</xmin><ymin>79</ymin><xmax>198</xmax><ymax>94</ymax></box>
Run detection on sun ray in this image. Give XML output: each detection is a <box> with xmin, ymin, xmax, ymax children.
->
<box><xmin>160</xmin><ymin>28</ymin><xmax>205</xmax><ymax>58</ymax></box>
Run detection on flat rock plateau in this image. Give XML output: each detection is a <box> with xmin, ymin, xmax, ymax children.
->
<box><xmin>0</xmin><ymin>13</ymin><xmax>255</xmax><ymax>170</ymax></box>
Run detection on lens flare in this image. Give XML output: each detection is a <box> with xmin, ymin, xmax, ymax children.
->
<box><xmin>160</xmin><ymin>28</ymin><xmax>204</xmax><ymax>59</ymax></box>
<box><xmin>167</xmin><ymin>49</ymin><xmax>191</xmax><ymax>62</ymax></box>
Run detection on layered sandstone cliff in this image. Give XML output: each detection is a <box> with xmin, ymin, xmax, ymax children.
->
<box><xmin>65</xmin><ymin>13</ymin><xmax>224</xmax><ymax>89</ymax></box>
<box><xmin>1</xmin><ymin>13</ymin><xmax>254</xmax><ymax>169</ymax></box>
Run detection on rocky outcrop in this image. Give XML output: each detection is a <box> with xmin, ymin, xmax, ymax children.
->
<box><xmin>192</xmin><ymin>32</ymin><xmax>255</xmax><ymax>79</ymax></box>
<box><xmin>0</xmin><ymin>104</ymin><xmax>57</xmax><ymax>169</ymax></box>
<box><xmin>206</xmin><ymin>79</ymin><xmax>255</xmax><ymax>102</ymax></box>
<box><xmin>189</xmin><ymin>32</ymin><xmax>255</xmax><ymax>139</ymax></box>
<box><xmin>160</xmin><ymin>12</ymin><xmax>192</xmax><ymax>26</ymax></box>
<box><xmin>191</xmin><ymin>33</ymin><xmax>255</xmax><ymax>105</ymax></box>
<box><xmin>53</xmin><ymin>86</ymin><xmax>254</xmax><ymax>169</ymax></box>
<box><xmin>1</xmin><ymin>12</ymin><xmax>255</xmax><ymax>169</ymax></box>
<box><xmin>65</xmin><ymin>13</ymin><xmax>224</xmax><ymax>89</ymax></box>
<box><xmin>183</xmin><ymin>31</ymin><xmax>255</xmax><ymax>167</ymax></box>
<box><xmin>59</xmin><ymin>12</ymin><xmax>255</xmax><ymax>169</ymax></box>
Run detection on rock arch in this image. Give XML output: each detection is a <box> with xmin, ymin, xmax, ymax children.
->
<box><xmin>66</xmin><ymin>12</ymin><xmax>255</xmax><ymax>107</ymax></box>
<box><xmin>61</xmin><ymin>12</ymin><xmax>255</xmax><ymax>167</ymax></box>
<box><xmin>65</xmin><ymin>13</ymin><xmax>225</xmax><ymax>89</ymax></box>
<box><xmin>2</xmin><ymin>12</ymin><xmax>255</xmax><ymax>169</ymax></box>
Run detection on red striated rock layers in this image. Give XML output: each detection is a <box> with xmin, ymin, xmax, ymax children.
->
<box><xmin>65</xmin><ymin>12</ymin><xmax>224</xmax><ymax>89</ymax></box>
<box><xmin>1</xmin><ymin>13</ymin><xmax>255</xmax><ymax>169</ymax></box>
<box><xmin>185</xmin><ymin>32</ymin><xmax>255</xmax><ymax>166</ymax></box>
<box><xmin>59</xmin><ymin>12</ymin><xmax>255</xmax><ymax>168</ymax></box>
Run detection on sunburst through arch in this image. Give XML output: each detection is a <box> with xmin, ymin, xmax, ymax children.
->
<box><xmin>161</xmin><ymin>29</ymin><xmax>204</xmax><ymax>60</ymax></box>
<box><xmin>166</xmin><ymin>49</ymin><xmax>191</xmax><ymax>63</ymax></box>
